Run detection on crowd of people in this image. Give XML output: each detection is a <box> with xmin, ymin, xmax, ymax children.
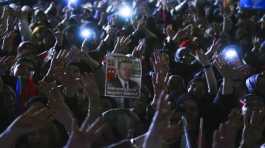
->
<box><xmin>0</xmin><ymin>0</ymin><xmax>264</xmax><ymax>147</ymax></box>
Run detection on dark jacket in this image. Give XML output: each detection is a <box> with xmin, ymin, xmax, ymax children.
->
<box><xmin>109</xmin><ymin>77</ymin><xmax>139</xmax><ymax>90</ymax></box>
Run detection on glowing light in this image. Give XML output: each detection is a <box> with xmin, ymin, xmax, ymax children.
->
<box><xmin>118</xmin><ymin>5</ymin><xmax>133</xmax><ymax>18</ymax></box>
<box><xmin>68</xmin><ymin>0</ymin><xmax>77</xmax><ymax>4</ymax></box>
<box><xmin>67</xmin><ymin>0</ymin><xmax>78</xmax><ymax>8</ymax></box>
<box><xmin>80</xmin><ymin>28</ymin><xmax>92</xmax><ymax>39</ymax></box>
<box><xmin>225</xmin><ymin>49</ymin><xmax>238</xmax><ymax>60</ymax></box>
<box><xmin>221</xmin><ymin>44</ymin><xmax>241</xmax><ymax>62</ymax></box>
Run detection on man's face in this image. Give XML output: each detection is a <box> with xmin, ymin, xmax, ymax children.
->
<box><xmin>119</xmin><ymin>63</ymin><xmax>132</xmax><ymax>81</ymax></box>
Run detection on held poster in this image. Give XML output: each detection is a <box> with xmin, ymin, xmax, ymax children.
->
<box><xmin>105</xmin><ymin>54</ymin><xmax>142</xmax><ymax>98</ymax></box>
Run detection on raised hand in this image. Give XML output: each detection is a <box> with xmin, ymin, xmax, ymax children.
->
<box><xmin>157</xmin><ymin>111</ymin><xmax>182</xmax><ymax>144</ymax></box>
<box><xmin>194</xmin><ymin>49</ymin><xmax>218</xmax><ymax>94</ymax></box>
<box><xmin>150</xmin><ymin>51</ymin><xmax>170</xmax><ymax>108</ymax></box>
<box><xmin>144</xmin><ymin>90</ymin><xmax>182</xmax><ymax>148</ymax></box>
<box><xmin>151</xmin><ymin>72</ymin><xmax>169</xmax><ymax>109</ymax></box>
<box><xmin>43</xmin><ymin>49</ymin><xmax>70</xmax><ymax>81</ymax></box>
<box><xmin>173</xmin><ymin>24</ymin><xmax>192</xmax><ymax>41</ymax></box>
<box><xmin>212</xmin><ymin>109</ymin><xmax>242</xmax><ymax>148</ymax></box>
<box><xmin>0</xmin><ymin>56</ymin><xmax>15</xmax><ymax>73</ymax></box>
<box><xmin>47</xmin><ymin>86</ymin><xmax>73</xmax><ymax>134</ymax></box>
<box><xmin>132</xmin><ymin>39</ymin><xmax>146</xmax><ymax>58</ymax></box>
<box><xmin>194</xmin><ymin>49</ymin><xmax>210</xmax><ymax>67</ymax></box>
<box><xmin>206</xmin><ymin>38</ymin><xmax>222</xmax><ymax>58</ymax></box>
<box><xmin>112</xmin><ymin>36</ymin><xmax>132</xmax><ymax>54</ymax></box>
<box><xmin>151</xmin><ymin>50</ymin><xmax>169</xmax><ymax>76</ymax></box>
<box><xmin>80</xmin><ymin>72</ymin><xmax>100</xmax><ymax>97</ymax></box>
<box><xmin>6</xmin><ymin>107</ymin><xmax>53</xmax><ymax>137</ymax></box>
<box><xmin>240</xmin><ymin>108</ymin><xmax>265</xmax><ymax>148</ymax></box>
<box><xmin>136</xmin><ymin>17</ymin><xmax>146</xmax><ymax>31</ymax></box>
<box><xmin>252</xmin><ymin>36</ymin><xmax>260</xmax><ymax>51</ymax></box>
<box><xmin>213</xmin><ymin>55</ymin><xmax>241</xmax><ymax>80</ymax></box>
<box><xmin>53</xmin><ymin>31</ymin><xmax>63</xmax><ymax>49</ymax></box>
<box><xmin>65</xmin><ymin>117</ymin><xmax>105</xmax><ymax>148</ymax></box>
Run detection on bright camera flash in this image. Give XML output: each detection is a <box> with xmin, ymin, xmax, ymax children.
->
<box><xmin>68</xmin><ymin>0</ymin><xmax>77</xmax><ymax>4</ymax></box>
<box><xmin>225</xmin><ymin>49</ymin><xmax>238</xmax><ymax>60</ymax></box>
<box><xmin>81</xmin><ymin>29</ymin><xmax>92</xmax><ymax>39</ymax></box>
<box><xmin>118</xmin><ymin>5</ymin><xmax>133</xmax><ymax>18</ymax></box>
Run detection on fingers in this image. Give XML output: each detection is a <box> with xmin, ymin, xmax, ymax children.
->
<box><xmin>0</xmin><ymin>56</ymin><xmax>5</xmax><ymax>63</ymax></box>
<box><xmin>123</xmin><ymin>36</ymin><xmax>132</xmax><ymax>45</ymax></box>
<box><xmin>56</xmin><ymin>50</ymin><xmax>63</xmax><ymax>60</ymax></box>
<box><xmin>164</xmin><ymin>72</ymin><xmax>170</xmax><ymax>85</ymax></box>
<box><xmin>55</xmin><ymin>50</ymin><xmax>69</xmax><ymax>63</ymax></box>
<box><xmin>86</xmin><ymin>117</ymin><xmax>105</xmax><ymax>133</ymax></box>
<box><xmin>3</xmin><ymin>56</ymin><xmax>10</xmax><ymax>63</ymax></box>
<box><xmin>71</xmin><ymin>118</ymin><xmax>79</xmax><ymax>133</ymax></box>
<box><xmin>150</xmin><ymin>56</ymin><xmax>156</xmax><ymax>72</ymax></box>
<box><xmin>151</xmin><ymin>52</ymin><xmax>170</xmax><ymax>96</ymax></box>
<box><xmin>14</xmin><ymin>108</ymin><xmax>53</xmax><ymax>134</ymax></box>
<box><xmin>50</xmin><ymin>50</ymin><xmax>67</xmax><ymax>75</ymax></box>
<box><xmin>30</xmin><ymin>107</ymin><xmax>53</xmax><ymax>120</ymax></box>
<box><xmin>249</xmin><ymin>108</ymin><xmax>265</xmax><ymax>128</ymax></box>
<box><xmin>80</xmin><ymin>116</ymin><xmax>90</xmax><ymax>131</ymax></box>
<box><xmin>0</xmin><ymin>56</ymin><xmax>15</xmax><ymax>67</ymax></box>
<box><xmin>250</xmin><ymin>110</ymin><xmax>258</xmax><ymax>125</ymax></box>
<box><xmin>213</xmin><ymin>129</ymin><xmax>221</xmax><ymax>144</ymax></box>
<box><xmin>24</xmin><ymin>107</ymin><xmax>54</xmax><ymax>126</ymax></box>
<box><xmin>48</xmin><ymin>86</ymin><xmax>64</xmax><ymax>105</ymax></box>
<box><xmin>157</xmin><ymin>90</ymin><xmax>170</xmax><ymax>113</ymax></box>
<box><xmin>138</xmin><ymin>39</ymin><xmax>145</xmax><ymax>50</ymax></box>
